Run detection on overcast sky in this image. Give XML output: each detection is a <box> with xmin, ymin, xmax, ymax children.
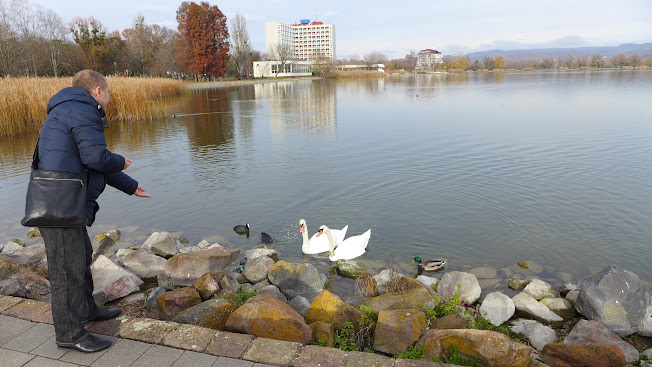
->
<box><xmin>26</xmin><ymin>0</ymin><xmax>652</xmax><ymax>59</ymax></box>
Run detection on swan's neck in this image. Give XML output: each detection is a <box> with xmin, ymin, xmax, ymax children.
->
<box><xmin>301</xmin><ymin>225</ymin><xmax>310</xmax><ymax>252</ymax></box>
<box><xmin>324</xmin><ymin>228</ymin><xmax>334</xmax><ymax>257</ymax></box>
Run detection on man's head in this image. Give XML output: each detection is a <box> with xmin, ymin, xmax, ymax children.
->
<box><xmin>72</xmin><ymin>70</ymin><xmax>110</xmax><ymax>110</ymax></box>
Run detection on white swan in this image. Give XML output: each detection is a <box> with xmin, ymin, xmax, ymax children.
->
<box><xmin>318</xmin><ymin>225</ymin><xmax>371</xmax><ymax>261</ymax></box>
<box><xmin>300</xmin><ymin>219</ymin><xmax>348</xmax><ymax>254</ymax></box>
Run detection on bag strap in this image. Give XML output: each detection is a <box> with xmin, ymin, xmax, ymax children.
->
<box><xmin>31</xmin><ymin>136</ymin><xmax>40</xmax><ymax>170</ymax></box>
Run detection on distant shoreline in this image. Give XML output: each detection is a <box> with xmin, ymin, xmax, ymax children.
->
<box><xmin>187</xmin><ymin>76</ymin><xmax>322</xmax><ymax>89</ymax></box>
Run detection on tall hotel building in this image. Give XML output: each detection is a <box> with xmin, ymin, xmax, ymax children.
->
<box><xmin>265</xmin><ymin>19</ymin><xmax>335</xmax><ymax>61</ymax></box>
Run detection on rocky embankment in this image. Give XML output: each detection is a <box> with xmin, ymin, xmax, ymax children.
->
<box><xmin>1</xmin><ymin>228</ymin><xmax>651</xmax><ymax>367</ymax></box>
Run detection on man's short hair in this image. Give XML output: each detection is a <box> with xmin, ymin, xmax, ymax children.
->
<box><xmin>72</xmin><ymin>70</ymin><xmax>108</xmax><ymax>94</ymax></box>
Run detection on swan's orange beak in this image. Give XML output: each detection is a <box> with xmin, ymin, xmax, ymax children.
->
<box><xmin>316</xmin><ymin>229</ymin><xmax>323</xmax><ymax>237</ymax></box>
<box><xmin>300</xmin><ymin>226</ymin><xmax>303</xmax><ymax>233</ymax></box>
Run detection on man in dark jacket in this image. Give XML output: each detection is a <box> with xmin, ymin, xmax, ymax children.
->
<box><xmin>37</xmin><ymin>70</ymin><xmax>151</xmax><ymax>353</ymax></box>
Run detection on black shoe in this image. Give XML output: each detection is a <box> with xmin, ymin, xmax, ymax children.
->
<box><xmin>57</xmin><ymin>333</ymin><xmax>113</xmax><ymax>353</ymax></box>
<box><xmin>82</xmin><ymin>308</ymin><xmax>122</xmax><ymax>323</ymax></box>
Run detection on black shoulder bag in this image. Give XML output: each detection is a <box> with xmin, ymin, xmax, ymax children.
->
<box><xmin>21</xmin><ymin>137</ymin><xmax>88</xmax><ymax>227</ymax></box>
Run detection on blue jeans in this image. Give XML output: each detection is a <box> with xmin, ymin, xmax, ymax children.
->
<box><xmin>40</xmin><ymin>227</ymin><xmax>100</xmax><ymax>343</ymax></box>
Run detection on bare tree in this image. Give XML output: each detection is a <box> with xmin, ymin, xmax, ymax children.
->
<box><xmin>628</xmin><ymin>53</ymin><xmax>641</xmax><ymax>67</ymax></box>
<box><xmin>364</xmin><ymin>50</ymin><xmax>387</xmax><ymax>65</ymax></box>
<box><xmin>230</xmin><ymin>13</ymin><xmax>251</xmax><ymax>79</ymax></box>
<box><xmin>0</xmin><ymin>0</ymin><xmax>19</xmax><ymax>76</ymax></box>
<box><xmin>610</xmin><ymin>53</ymin><xmax>627</xmax><ymax>68</ymax></box>
<box><xmin>270</xmin><ymin>42</ymin><xmax>293</xmax><ymax>77</ymax></box>
<box><xmin>38</xmin><ymin>8</ymin><xmax>67</xmax><ymax>76</ymax></box>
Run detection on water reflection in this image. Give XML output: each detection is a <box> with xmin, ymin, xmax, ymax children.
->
<box><xmin>255</xmin><ymin>79</ymin><xmax>337</xmax><ymax>140</ymax></box>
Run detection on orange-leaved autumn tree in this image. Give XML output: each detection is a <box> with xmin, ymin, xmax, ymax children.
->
<box><xmin>176</xmin><ymin>1</ymin><xmax>229</xmax><ymax>80</ymax></box>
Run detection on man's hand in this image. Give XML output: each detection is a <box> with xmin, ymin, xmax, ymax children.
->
<box><xmin>134</xmin><ymin>185</ymin><xmax>152</xmax><ymax>198</ymax></box>
<box><xmin>124</xmin><ymin>158</ymin><xmax>133</xmax><ymax>170</ymax></box>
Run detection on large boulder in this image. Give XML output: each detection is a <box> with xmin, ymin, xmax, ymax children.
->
<box><xmin>512</xmin><ymin>292</ymin><xmax>563</xmax><ymax>327</ymax></box>
<box><xmin>541</xmin><ymin>343</ymin><xmax>626</xmax><ymax>367</ymax></box>
<box><xmin>157</xmin><ymin>248</ymin><xmax>240</xmax><ymax>289</ymax></box>
<box><xmin>156</xmin><ymin>287</ymin><xmax>202</xmax><ymax>320</ymax></box>
<box><xmin>639</xmin><ymin>303</ymin><xmax>652</xmax><ymax>337</ymax></box>
<box><xmin>122</xmin><ymin>249</ymin><xmax>167</xmax><ymax>279</ymax></box>
<box><xmin>304</xmin><ymin>290</ymin><xmax>364</xmax><ymax>330</ymax></box>
<box><xmin>91</xmin><ymin>234</ymin><xmax>116</xmax><ymax>262</ymax></box>
<box><xmin>309</xmin><ymin>321</ymin><xmax>334</xmax><ymax>347</ymax></box>
<box><xmin>509</xmin><ymin>319</ymin><xmax>556</xmax><ymax>351</ymax></box>
<box><xmin>289</xmin><ymin>296</ymin><xmax>311</xmax><ymax>317</ymax></box>
<box><xmin>360</xmin><ymin>287</ymin><xmax>436</xmax><ymax>314</ymax></box>
<box><xmin>267</xmin><ymin>261</ymin><xmax>325</xmax><ymax>301</ymax></box>
<box><xmin>244</xmin><ymin>256</ymin><xmax>275</xmax><ymax>284</ymax></box>
<box><xmin>417</xmin><ymin>329</ymin><xmax>534</xmax><ymax>367</ymax></box>
<box><xmin>141</xmin><ymin>232</ymin><xmax>182</xmax><ymax>258</ymax></box>
<box><xmin>523</xmin><ymin>279</ymin><xmax>557</xmax><ymax>300</ymax></box>
<box><xmin>436</xmin><ymin>271</ymin><xmax>481</xmax><ymax>305</ymax></box>
<box><xmin>225</xmin><ymin>294</ymin><xmax>311</xmax><ymax>343</ymax></box>
<box><xmin>192</xmin><ymin>272</ymin><xmax>222</xmax><ymax>301</ymax></box>
<box><xmin>6</xmin><ymin>243</ymin><xmax>47</xmax><ymax>267</ymax></box>
<box><xmin>564</xmin><ymin>319</ymin><xmax>639</xmax><ymax>363</ymax></box>
<box><xmin>244</xmin><ymin>246</ymin><xmax>278</xmax><ymax>261</ymax></box>
<box><xmin>0</xmin><ymin>257</ymin><xmax>47</xmax><ymax>280</ymax></box>
<box><xmin>91</xmin><ymin>255</ymin><xmax>143</xmax><ymax>302</ymax></box>
<box><xmin>540</xmin><ymin>297</ymin><xmax>576</xmax><ymax>320</ymax></box>
<box><xmin>574</xmin><ymin>265</ymin><xmax>649</xmax><ymax>337</ymax></box>
<box><xmin>478</xmin><ymin>291</ymin><xmax>515</xmax><ymax>326</ymax></box>
<box><xmin>374</xmin><ymin>309</ymin><xmax>426</xmax><ymax>355</ymax></box>
<box><xmin>0</xmin><ymin>269</ymin><xmax>51</xmax><ymax>302</ymax></box>
<box><xmin>172</xmin><ymin>298</ymin><xmax>237</xmax><ymax>330</ymax></box>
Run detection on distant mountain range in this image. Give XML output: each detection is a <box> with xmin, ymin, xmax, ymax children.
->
<box><xmin>465</xmin><ymin>43</ymin><xmax>652</xmax><ymax>61</ymax></box>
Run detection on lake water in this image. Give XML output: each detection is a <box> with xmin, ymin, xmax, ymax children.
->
<box><xmin>1</xmin><ymin>70</ymin><xmax>651</xmax><ymax>293</ymax></box>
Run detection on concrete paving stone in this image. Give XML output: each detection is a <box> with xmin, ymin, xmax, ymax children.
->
<box><xmin>294</xmin><ymin>345</ymin><xmax>347</xmax><ymax>367</ymax></box>
<box><xmin>242</xmin><ymin>338</ymin><xmax>302</xmax><ymax>366</ymax></box>
<box><xmin>345</xmin><ymin>351</ymin><xmax>396</xmax><ymax>367</ymax></box>
<box><xmin>31</xmin><ymin>309</ymin><xmax>54</xmax><ymax>324</ymax></box>
<box><xmin>59</xmin><ymin>337</ymin><xmax>118</xmax><ymax>366</ymax></box>
<box><xmin>0</xmin><ymin>296</ymin><xmax>24</xmax><ymax>313</ymax></box>
<box><xmin>170</xmin><ymin>350</ymin><xmax>218</xmax><ymax>367</ymax></box>
<box><xmin>0</xmin><ymin>317</ymin><xmax>36</xmax><ymax>346</ymax></box>
<box><xmin>212</xmin><ymin>356</ymin><xmax>254</xmax><ymax>367</ymax></box>
<box><xmin>30</xmin><ymin>335</ymin><xmax>68</xmax><ymax>360</ymax></box>
<box><xmin>0</xmin><ymin>314</ymin><xmax>12</xmax><ymax>326</ymax></box>
<box><xmin>2</xmin><ymin>300</ymin><xmax>51</xmax><ymax>321</ymax></box>
<box><xmin>205</xmin><ymin>331</ymin><xmax>255</xmax><ymax>359</ymax></box>
<box><xmin>117</xmin><ymin>317</ymin><xmax>179</xmax><ymax>344</ymax></box>
<box><xmin>2</xmin><ymin>322</ymin><xmax>55</xmax><ymax>352</ymax></box>
<box><xmin>90</xmin><ymin>338</ymin><xmax>151</xmax><ymax>367</ymax></box>
<box><xmin>162</xmin><ymin>323</ymin><xmax>217</xmax><ymax>351</ymax></box>
<box><xmin>86</xmin><ymin>315</ymin><xmax>134</xmax><ymax>337</ymax></box>
<box><xmin>23</xmin><ymin>355</ymin><xmax>81</xmax><ymax>367</ymax></box>
<box><xmin>130</xmin><ymin>344</ymin><xmax>183</xmax><ymax>367</ymax></box>
<box><xmin>0</xmin><ymin>346</ymin><xmax>36</xmax><ymax>367</ymax></box>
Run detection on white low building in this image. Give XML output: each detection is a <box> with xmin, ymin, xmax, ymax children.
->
<box><xmin>253</xmin><ymin>60</ymin><xmax>313</xmax><ymax>78</ymax></box>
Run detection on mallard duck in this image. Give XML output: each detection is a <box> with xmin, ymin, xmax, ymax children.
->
<box><xmin>411</xmin><ymin>257</ymin><xmax>446</xmax><ymax>271</ymax></box>
<box><xmin>317</xmin><ymin>225</ymin><xmax>370</xmax><ymax>261</ymax></box>
<box><xmin>300</xmin><ymin>219</ymin><xmax>348</xmax><ymax>254</ymax></box>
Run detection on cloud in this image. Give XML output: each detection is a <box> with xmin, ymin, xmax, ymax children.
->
<box><xmin>476</xmin><ymin>35</ymin><xmax>589</xmax><ymax>52</ymax></box>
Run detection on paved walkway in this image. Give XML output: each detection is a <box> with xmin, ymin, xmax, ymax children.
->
<box><xmin>0</xmin><ymin>296</ymin><xmax>433</xmax><ymax>367</ymax></box>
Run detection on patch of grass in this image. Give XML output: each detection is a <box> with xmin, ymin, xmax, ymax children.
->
<box><xmin>216</xmin><ymin>283</ymin><xmax>263</xmax><ymax>307</ymax></box>
<box><xmin>394</xmin><ymin>344</ymin><xmax>427</xmax><ymax>360</ymax></box>
<box><xmin>433</xmin><ymin>344</ymin><xmax>483</xmax><ymax>366</ymax></box>
<box><xmin>334</xmin><ymin>321</ymin><xmax>357</xmax><ymax>351</ymax></box>
<box><xmin>425</xmin><ymin>284</ymin><xmax>463</xmax><ymax>324</ymax></box>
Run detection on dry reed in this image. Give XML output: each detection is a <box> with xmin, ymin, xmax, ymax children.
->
<box><xmin>355</xmin><ymin>274</ymin><xmax>379</xmax><ymax>297</ymax></box>
<box><xmin>0</xmin><ymin>76</ymin><xmax>186</xmax><ymax>137</ymax></box>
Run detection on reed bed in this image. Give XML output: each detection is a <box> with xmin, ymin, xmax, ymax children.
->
<box><xmin>0</xmin><ymin>77</ymin><xmax>186</xmax><ymax>137</ymax></box>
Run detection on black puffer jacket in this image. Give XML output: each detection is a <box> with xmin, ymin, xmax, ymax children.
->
<box><xmin>37</xmin><ymin>87</ymin><xmax>138</xmax><ymax>226</ymax></box>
